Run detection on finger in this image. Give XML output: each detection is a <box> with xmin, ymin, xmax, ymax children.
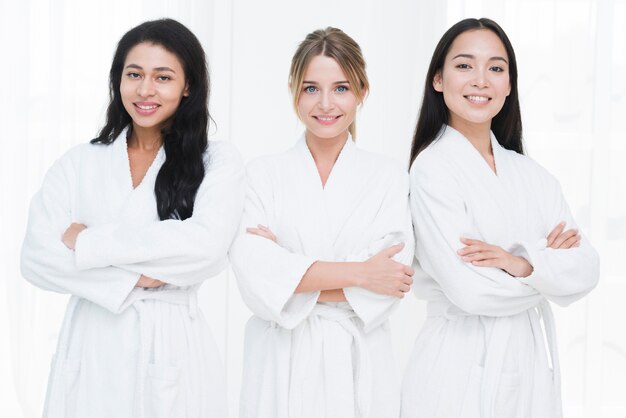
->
<box><xmin>394</xmin><ymin>291</ymin><xmax>405</xmax><ymax>299</ymax></box>
<box><xmin>458</xmin><ymin>244</ymin><xmax>490</xmax><ymax>256</ymax></box>
<box><xmin>560</xmin><ymin>234</ymin><xmax>580</xmax><ymax>249</ymax></box>
<box><xmin>258</xmin><ymin>225</ymin><xmax>276</xmax><ymax>237</ymax></box>
<box><xmin>471</xmin><ymin>259</ymin><xmax>498</xmax><ymax>267</ymax></box>
<box><xmin>383</xmin><ymin>243</ymin><xmax>405</xmax><ymax>257</ymax></box>
<box><xmin>400</xmin><ymin>284</ymin><xmax>411</xmax><ymax>293</ymax></box>
<box><xmin>460</xmin><ymin>237</ymin><xmax>484</xmax><ymax>246</ymax></box>
<box><xmin>247</xmin><ymin>228</ymin><xmax>273</xmax><ymax>240</ymax></box>
<box><xmin>462</xmin><ymin>251</ymin><xmax>499</xmax><ymax>262</ymax></box>
<box><xmin>403</xmin><ymin>276</ymin><xmax>414</xmax><ymax>286</ymax></box>
<box><xmin>146</xmin><ymin>281</ymin><xmax>163</xmax><ymax>288</ymax></box>
<box><xmin>547</xmin><ymin>222</ymin><xmax>565</xmax><ymax>246</ymax></box>
<box><xmin>403</xmin><ymin>265</ymin><xmax>415</xmax><ymax>276</ymax></box>
<box><xmin>552</xmin><ymin>229</ymin><xmax>578</xmax><ymax>249</ymax></box>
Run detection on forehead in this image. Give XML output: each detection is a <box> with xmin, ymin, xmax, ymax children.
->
<box><xmin>446</xmin><ymin>29</ymin><xmax>508</xmax><ymax>60</ymax></box>
<box><xmin>303</xmin><ymin>55</ymin><xmax>348</xmax><ymax>81</ymax></box>
<box><xmin>124</xmin><ymin>42</ymin><xmax>184</xmax><ymax>70</ymax></box>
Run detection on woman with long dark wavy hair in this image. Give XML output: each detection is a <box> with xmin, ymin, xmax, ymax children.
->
<box><xmin>401</xmin><ymin>18</ymin><xmax>599</xmax><ymax>417</ymax></box>
<box><xmin>21</xmin><ymin>18</ymin><xmax>244</xmax><ymax>417</ymax></box>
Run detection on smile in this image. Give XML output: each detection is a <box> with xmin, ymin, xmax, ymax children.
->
<box><xmin>465</xmin><ymin>95</ymin><xmax>490</xmax><ymax>104</ymax></box>
<box><xmin>314</xmin><ymin>115</ymin><xmax>342</xmax><ymax>126</ymax></box>
<box><xmin>134</xmin><ymin>102</ymin><xmax>160</xmax><ymax>115</ymax></box>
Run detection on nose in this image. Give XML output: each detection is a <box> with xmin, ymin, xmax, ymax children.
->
<box><xmin>317</xmin><ymin>90</ymin><xmax>334</xmax><ymax>111</ymax></box>
<box><xmin>137</xmin><ymin>77</ymin><xmax>156</xmax><ymax>97</ymax></box>
<box><xmin>471</xmin><ymin>68</ymin><xmax>489</xmax><ymax>88</ymax></box>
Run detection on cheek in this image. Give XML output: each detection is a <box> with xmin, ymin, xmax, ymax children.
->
<box><xmin>338</xmin><ymin>95</ymin><xmax>359</xmax><ymax>112</ymax></box>
<box><xmin>168</xmin><ymin>83</ymin><xmax>189</xmax><ymax>100</ymax></box>
<box><xmin>120</xmin><ymin>81</ymin><xmax>134</xmax><ymax>101</ymax></box>
<box><xmin>296</xmin><ymin>96</ymin><xmax>314</xmax><ymax>115</ymax></box>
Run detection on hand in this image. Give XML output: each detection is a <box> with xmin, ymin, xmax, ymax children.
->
<box><xmin>457</xmin><ymin>237</ymin><xmax>533</xmax><ymax>278</ymax></box>
<box><xmin>62</xmin><ymin>223</ymin><xmax>87</xmax><ymax>250</ymax></box>
<box><xmin>135</xmin><ymin>275</ymin><xmax>165</xmax><ymax>288</ymax></box>
<box><xmin>246</xmin><ymin>224</ymin><xmax>277</xmax><ymax>243</ymax></box>
<box><xmin>361</xmin><ymin>243</ymin><xmax>414</xmax><ymax>298</ymax></box>
<box><xmin>547</xmin><ymin>222</ymin><xmax>580</xmax><ymax>249</ymax></box>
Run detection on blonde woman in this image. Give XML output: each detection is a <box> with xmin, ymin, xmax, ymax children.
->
<box><xmin>230</xmin><ymin>27</ymin><xmax>414</xmax><ymax>418</ymax></box>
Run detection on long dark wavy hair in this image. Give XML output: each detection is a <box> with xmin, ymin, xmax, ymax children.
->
<box><xmin>92</xmin><ymin>18</ymin><xmax>209</xmax><ymax>220</ymax></box>
<box><xmin>409</xmin><ymin>18</ymin><xmax>523</xmax><ymax>167</ymax></box>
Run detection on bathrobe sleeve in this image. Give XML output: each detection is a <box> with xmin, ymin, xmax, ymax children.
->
<box><xmin>410</xmin><ymin>155</ymin><xmax>543</xmax><ymax>317</ymax></box>
<box><xmin>73</xmin><ymin>142</ymin><xmax>245</xmax><ymax>286</ymax></box>
<box><xmin>229</xmin><ymin>159</ymin><xmax>318</xmax><ymax>330</ymax></box>
<box><xmin>515</xmin><ymin>168</ymin><xmax>599</xmax><ymax>305</ymax></box>
<box><xmin>21</xmin><ymin>148</ymin><xmax>139</xmax><ymax>313</ymax></box>
<box><xmin>343</xmin><ymin>166</ymin><xmax>415</xmax><ymax>332</ymax></box>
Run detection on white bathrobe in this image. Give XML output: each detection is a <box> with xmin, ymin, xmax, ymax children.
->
<box><xmin>21</xmin><ymin>130</ymin><xmax>244</xmax><ymax>418</ymax></box>
<box><xmin>229</xmin><ymin>135</ymin><xmax>414</xmax><ymax>418</ymax></box>
<box><xmin>401</xmin><ymin>126</ymin><xmax>599</xmax><ymax>418</ymax></box>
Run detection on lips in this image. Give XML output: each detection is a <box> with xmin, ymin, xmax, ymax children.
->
<box><xmin>464</xmin><ymin>95</ymin><xmax>490</xmax><ymax>104</ymax></box>
<box><xmin>134</xmin><ymin>102</ymin><xmax>160</xmax><ymax>116</ymax></box>
<box><xmin>314</xmin><ymin>115</ymin><xmax>342</xmax><ymax>126</ymax></box>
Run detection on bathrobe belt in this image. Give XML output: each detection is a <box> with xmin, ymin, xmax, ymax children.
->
<box><xmin>427</xmin><ymin>299</ymin><xmax>560</xmax><ymax>418</ymax></box>
<box><xmin>289</xmin><ymin>303</ymin><xmax>372</xmax><ymax>418</ymax></box>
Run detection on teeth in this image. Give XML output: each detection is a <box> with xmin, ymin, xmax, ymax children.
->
<box><xmin>137</xmin><ymin>104</ymin><xmax>158</xmax><ymax>110</ymax></box>
<box><xmin>317</xmin><ymin>116</ymin><xmax>336</xmax><ymax>121</ymax></box>
<box><xmin>466</xmin><ymin>96</ymin><xmax>489</xmax><ymax>103</ymax></box>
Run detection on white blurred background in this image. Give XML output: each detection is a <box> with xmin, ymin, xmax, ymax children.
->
<box><xmin>0</xmin><ymin>0</ymin><xmax>623</xmax><ymax>416</ymax></box>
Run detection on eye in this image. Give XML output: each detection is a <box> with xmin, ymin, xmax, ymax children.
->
<box><xmin>489</xmin><ymin>66</ymin><xmax>505</xmax><ymax>73</ymax></box>
<box><xmin>303</xmin><ymin>85</ymin><xmax>318</xmax><ymax>94</ymax></box>
<box><xmin>455</xmin><ymin>63</ymin><xmax>471</xmax><ymax>70</ymax></box>
<box><xmin>157</xmin><ymin>75</ymin><xmax>171</xmax><ymax>81</ymax></box>
<box><xmin>335</xmin><ymin>85</ymin><xmax>349</xmax><ymax>93</ymax></box>
<box><xmin>126</xmin><ymin>72</ymin><xmax>141</xmax><ymax>79</ymax></box>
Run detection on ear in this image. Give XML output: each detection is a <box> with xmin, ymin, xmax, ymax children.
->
<box><xmin>433</xmin><ymin>71</ymin><xmax>443</xmax><ymax>92</ymax></box>
<box><xmin>506</xmin><ymin>81</ymin><xmax>511</xmax><ymax>97</ymax></box>
<box><xmin>183</xmin><ymin>84</ymin><xmax>190</xmax><ymax>97</ymax></box>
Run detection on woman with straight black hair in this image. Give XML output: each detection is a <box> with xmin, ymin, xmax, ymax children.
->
<box><xmin>402</xmin><ymin>18</ymin><xmax>599</xmax><ymax>417</ymax></box>
<box><xmin>21</xmin><ymin>18</ymin><xmax>244</xmax><ymax>417</ymax></box>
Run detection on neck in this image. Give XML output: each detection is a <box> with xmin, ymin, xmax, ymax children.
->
<box><xmin>305</xmin><ymin>131</ymin><xmax>349</xmax><ymax>165</ymax></box>
<box><xmin>128</xmin><ymin>124</ymin><xmax>163</xmax><ymax>151</ymax></box>
<box><xmin>449</xmin><ymin>119</ymin><xmax>492</xmax><ymax>158</ymax></box>
<box><xmin>306</xmin><ymin>133</ymin><xmax>348</xmax><ymax>164</ymax></box>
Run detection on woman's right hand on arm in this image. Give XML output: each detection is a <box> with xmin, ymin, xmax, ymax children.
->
<box><xmin>360</xmin><ymin>244</ymin><xmax>414</xmax><ymax>298</ymax></box>
<box><xmin>135</xmin><ymin>274</ymin><xmax>165</xmax><ymax>288</ymax></box>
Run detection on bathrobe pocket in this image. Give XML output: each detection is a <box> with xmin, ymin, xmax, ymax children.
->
<box><xmin>459</xmin><ymin>365</ymin><xmax>522</xmax><ymax>418</ymax></box>
<box><xmin>494</xmin><ymin>368</ymin><xmax>522</xmax><ymax>417</ymax></box>
<box><xmin>46</xmin><ymin>355</ymin><xmax>81</xmax><ymax>418</ymax></box>
<box><xmin>145</xmin><ymin>363</ymin><xmax>182</xmax><ymax>418</ymax></box>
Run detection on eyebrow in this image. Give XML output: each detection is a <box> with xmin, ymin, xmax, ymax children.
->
<box><xmin>302</xmin><ymin>80</ymin><xmax>350</xmax><ymax>85</ymax></box>
<box><xmin>124</xmin><ymin>64</ymin><xmax>177</xmax><ymax>72</ymax></box>
<box><xmin>452</xmin><ymin>53</ymin><xmax>508</xmax><ymax>64</ymax></box>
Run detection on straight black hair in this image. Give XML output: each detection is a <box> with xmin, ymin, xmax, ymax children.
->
<box><xmin>92</xmin><ymin>18</ymin><xmax>210</xmax><ymax>220</ymax></box>
<box><xmin>409</xmin><ymin>18</ymin><xmax>523</xmax><ymax>167</ymax></box>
